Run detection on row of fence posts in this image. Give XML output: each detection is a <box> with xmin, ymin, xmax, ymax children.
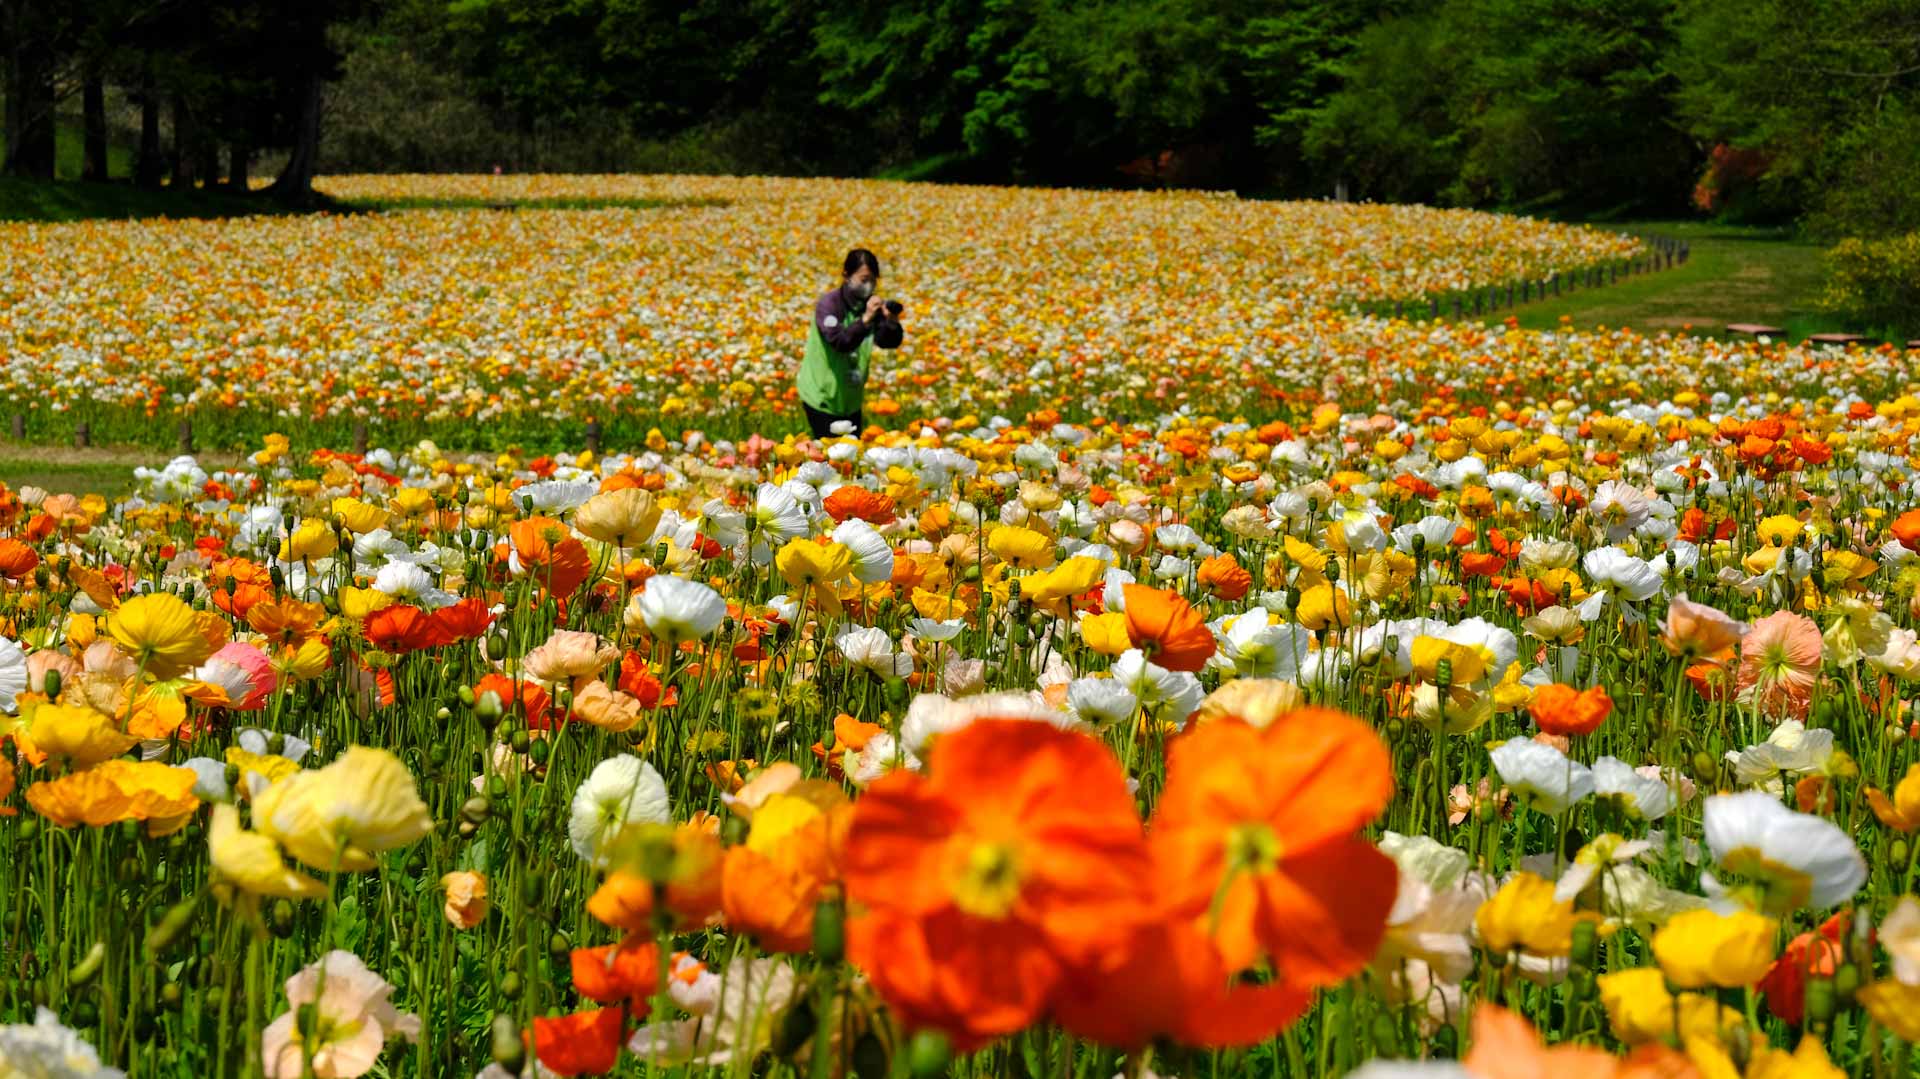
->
<box><xmin>16</xmin><ymin>416</ymin><xmax>609</xmax><ymax>456</ymax></box>
<box><xmin>1359</xmin><ymin>233</ymin><xmax>1689</xmax><ymax>323</ymax></box>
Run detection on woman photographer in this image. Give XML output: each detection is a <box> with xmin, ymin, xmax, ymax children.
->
<box><xmin>797</xmin><ymin>247</ymin><xmax>903</xmax><ymax>438</ymax></box>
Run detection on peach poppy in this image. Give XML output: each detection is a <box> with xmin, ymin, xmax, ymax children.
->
<box><xmin>1735</xmin><ymin>611</ymin><xmax>1823</xmax><ymax>717</ymax></box>
<box><xmin>843</xmin><ymin>719</ymin><xmax>1152</xmax><ymax>1049</ymax></box>
<box><xmin>1464</xmin><ymin>1004</ymin><xmax>1621</xmax><ymax>1079</ymax></box>
<box><xmin>1529</xmin><ymin>683</ymin><xmax>1612</xmax><ymax>736</ymax></box>
<box><xmin>1121</xmin><ymin>585</ymin><xmax>1216</xmax><ymax>672</ymax></box>
<box><xmin>530</xmin><ymin>1005</ymin><xmax>624</xmax><ymax>1077</ymax></box>
<box><xmin>1661</xmin><ymin>595</ymin><xmax>1745</xmax><ymax>661</ymax></box>
<box><xmin>1149</xmin><ymin>708</ymin><xmax>1396</xmax><ymax>985</ymax></box>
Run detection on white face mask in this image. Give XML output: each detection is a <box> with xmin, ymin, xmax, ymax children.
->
<box><xmin>846</xmin><ymin>278</ymin><xmax>874</xmax><ymax>301</ymax></box>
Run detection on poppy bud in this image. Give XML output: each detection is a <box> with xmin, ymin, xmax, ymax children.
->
<box><xmin>852</xmin><ymin>1032</ymin><xmax>889</xmax><ymax>1079</ymax></box>
<box><xmin>490</xmin><ymin>1013</ymin><xmax>524</xmax><ymax>1071</ymax></box>
<box><xmin>42</xmin><ymin>669</ymin><xmax>60</xmax><ymax>701</ymax></box>
<box><xmin>906</xmin><ymin>1029</ymin><xmax>951</xmax><ymax>1078</ymax></box>
<box><xmin>522</xmin><ymin>873</ymin><xmax>546</xmax><ymax>905</ymax></box>
<box><xmin>145</xmin><ymin>900</ymin><xmax>196</xmax><ymax>958</ymax></box>
<box><xmin>499</xmin><ymin>972</ymin><xmax>523</xmax><ymax>1000</ymax></box>
<box><xmin>1369</xmin><ymin>1012</ymin><xmax>1402</xmax><ymax>1054</ymax></box>
<box><xmin>529</xmin><ymin>740</ymin><xmax>551</xmax><ymax>766</ymax></box>
<box><xmin>510</xmin><ymin>729</ymin><xmax>531</xmax><ymax>754</ymax></box>
<box><xmin>461</xmin><ymin>796</ymin><xmax>491</xmax><ymax>825</ymax></box>
<box><xmin>1434</xmin><ymin>658</ymin><xmax>1453</xmax><ymax>691</ymax></box>
<box><xmin>1834</xmin><ymin>963</ymin><xmax>1861</xmax><ymax>1002</ymax></box>
<box><xmin>546</xmin><ymin>930</ymin><xmax>570</xmax><ymax>962</ymax></box>
<box><xmin>428</xmin><ymin>744</ymin><xmax>449</xmax><ymax>767</ymax></box>
<box><xmin>1894</xmin><ymin>839</ymin><xmax>1910</xmax><ymax>865</ymax></box>
<box><xmin>458</xmin><ymin>684</ymin><xmax>477</xmax><ymax>708</ymax></box>
<box><xmin>159</xmin><ymin>982</ymin><xmax>183</xmax><ymax>1009</ymax></box>
<box><xmin>475</xmin><ymin>690</ymin><xmax>504</xmax><ymax>731</ymax></box>
<box><xmin>458</xmin><ymin>820</ymin><xmax>478</xmax><ymax>839</ymax></box>
<box><xmin>812</xmin><ymin>898</ymin><xmax>845</xmax><ymax>963</ymax></box>
<box><xmin>1804</xmin><ymin>977</ymin><xmax>1836</xmax><ymax>1024</ymax></box>
<box><xmin>69</xmin><ymin>999</ymin><xmax>98</xmax><ymax>1027</ymax></box>
<box><xmin>771</xmin><ymin>999</ymin><xmax>816</xmax><ymax>1057</ymax></box>
<box><xmin>68</xmin><ymin>941</ymin><xmax>106</xmax><ymax>987</ymax></box>
<box><xmin>269</xmin><ymin>899</ymin><xmax>297</xmax><ymax>938</ymax></box>
<box><xmin>1570</xmin><ymin>919</ymin><xmax>1598</xmax><ymax>971</ymax></box>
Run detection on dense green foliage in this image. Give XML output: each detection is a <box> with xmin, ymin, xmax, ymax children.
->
<box><xmin>4</xmin><ymin>0</ymin><xmax>1917</xmax><ymax>238</ymax></box>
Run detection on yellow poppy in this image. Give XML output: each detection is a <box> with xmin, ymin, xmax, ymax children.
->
<box><xmin>208</xmin><ymin>803</ymin><xmax>326</xmax><ymax>901</ymax></box>
<box><xmin>252</xmin><ymin>746</ymin><xmax>433</xmax><ymax>872</ymax></box>
<box><xmin>106</xmin><ymin>593</ymin><xmax>222</xmax><ymax>680</ymax></box>
<box><xmin>1652</xmin><ymin>909</ymin><xmax>1778</xmax><ymax>989</ymax></box>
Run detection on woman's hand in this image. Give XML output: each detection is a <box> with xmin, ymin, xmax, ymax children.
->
<box><xmin>862</xmin><ymin>295</ymin><xmax>885</xmax><ymax>322</ymax></box>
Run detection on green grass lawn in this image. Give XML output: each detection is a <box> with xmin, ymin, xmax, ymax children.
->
<box><xmin>0</xmin><ymin>445</ymin><xmax>246</xmax><ymax>499</ymax></box>
<box><xmin>1503</xmin><ymin>220</ymin><xmax>1858</xmax><ymax>341</ymax></box>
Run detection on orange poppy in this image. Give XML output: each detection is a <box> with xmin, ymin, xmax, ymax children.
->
<box><xmin>570</xmin><ymin>938</ymin><xmax>660</xmax><ymax>1007</ymax></box>
<box><xmin>1195</xmin><ymin>554</ymin><xmax>1252</xmax><ymax>601</ymax></box>
<box><xmin>844</xmin><ymin>719</ymin><xmax>1152</xmax><ymax>1050</ymax></box>
<box><xmin>1051</xmin><ymin>919</ymin><xmax>1313</xmax><ymax>1049</ymax></box>
<box><xmin>511</xmin><ymin>516</ymin><xmax>592</xmax><ymax>597</ymax></box>
<box><xmin>247</xmin><ymin>598</ymin><xmax>327</xmax><ymax>647</ymax></box>
<box><xmin>585</xmin><ymin>826</ymin><xmax>724</xmax><ymax>932</ymax></box>
<box><xmin>1529</xmin><ymin>683</ymin><xmax>1612</xmax><ymax>736</ymax></box>
<box><xmin>823</xmin><ymin>486</ymin><xmax>897</xmax><ymax>525</ymax></box>
<box><xmin>530</xmin><ymin>1006</ymin><xmax>624</xmax><ymax>1076</ymax></box>
<box><xmin>1895</xmin><ymin>509</ymin><xmax>1920</xmax><ymax>553</ymax></box>
<box><xmin>1463</xmin><ymin>1004</ymin><xmax>1622</xmax><ymax>1079</ymax></box>
<box><xmin>1149</xmin><ymin>709</ymin><xmax>1396</xmax><ymax>985</ymax></box>
<box><xmin>0</xmin><ymin>539</ymin><xmax>38</xmax><ymax>580</ymax></box>
<box><xmin>721</xmin><ymin>784</ymin><xmax>853</xmax><ymax>952</ymax></box>
<box><xmin>1121</xmin><ymin>585</ymin><xmax>1215</xmax><ymax>672</ymax></box>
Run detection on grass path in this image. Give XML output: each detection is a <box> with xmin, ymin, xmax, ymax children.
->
<box><xmin>1505</xmin><ymin>220</ymin><xmax>1847</xmax><ymax>340</ymax></box>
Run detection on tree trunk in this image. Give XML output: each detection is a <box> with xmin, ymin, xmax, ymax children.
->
<box><xmin>136</xmin><ymin>71</ymin><xmax>164</xmax><ymax>188</ymax></box>
<box><xmin>170</xmin><ymin>95</ymin><xmax>194</xmax><ymax>188</ymax></box>
<box><xmin>82</xmin><ymin>73</ymin><xmax>109</xmax><ymax>181</ymax></box>
<box><xmin>227</xmin><ymin>138</ymin><xmax>250</xmax><ymax>192</ymax></box>
<box><xmin>266</xmin><ymin>71</ymin><xmax>323</xmax><ymax>207</ymax></box>
<box><xmin>3</xmin><ymin>31</ymin><xmax>57</xmax><ymax>178</ymax></box>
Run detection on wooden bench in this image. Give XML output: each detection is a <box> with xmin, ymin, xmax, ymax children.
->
<box><xmin>1726</xmin><ymin>323</ymin><xmax>1784</xmax><ymax>337</ymax></box>
<box><xmin>1804</xmin><ymin>332</ymin><xmax>1870</xmax><ymax>346</ymax></box>
<box><xmin>1907</xmin><ymin>339</ymin><xmax>1920</xmax><ymax>350</ymax></box>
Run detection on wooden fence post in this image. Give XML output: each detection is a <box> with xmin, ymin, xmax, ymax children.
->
<box><xmin>75</xmin><ymin>422</ymin><xmax>90</xmax><ymax>449</ymax></box>
<box><xmin>353</xmin><ymin>421</ymin><xmax>369</xmax><ymax>454</ymax></box>
<box><xmin>9</xmin><ymin>414</ymin><xmax>22</xmax><ymax>441</ymax></box>
<box><xmin>585</xmin><ymin>420</ymin><xmax>603</xmax><ymax>455</ymax></box>
<box><xmin>176</xmin><ymin>419</ymin><xmax>193</xmax><ymax>454</ymax></box>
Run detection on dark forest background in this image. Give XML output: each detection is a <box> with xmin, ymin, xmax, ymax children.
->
<box><xmin>3</xmin><ymin>0</ymin><xmax>1918</xmax><ymax>241</ymax></box>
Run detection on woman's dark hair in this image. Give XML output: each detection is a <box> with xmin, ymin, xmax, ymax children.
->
<box><xmin>843</xmin><ymin>248</ymin><xmax>881</xmax><ymax>278</ymax></box>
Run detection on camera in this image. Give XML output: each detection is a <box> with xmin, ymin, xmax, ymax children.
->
<box><xmin>872</xmin><ymin>299</ymin><xmax>905</xmax><ymax>349</ymax></box>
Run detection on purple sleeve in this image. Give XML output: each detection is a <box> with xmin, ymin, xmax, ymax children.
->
<box><xmin>816</xmin><ymin>290</ymin><xmax>870</xmax><ymax>351</ymax></box>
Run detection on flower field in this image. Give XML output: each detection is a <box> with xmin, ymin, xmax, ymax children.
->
<box><xmin>0</xmin><ymin>175</ymin><xmax>1644</xmax><ymax>451</ymax></box>
<box><xmin>4</xmin><ymin>178</ymin><xmax>1920</xmax><ymax>1077</ymax></box>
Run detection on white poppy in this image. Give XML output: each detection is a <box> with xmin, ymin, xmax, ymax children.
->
<box><xmin>632</xmin><ymin>575</ymin><xmax>726</xmax><ymax>643</ymax></box>
<box><xmin>568</xmin><ymin>757</ymin><xmax>671</xmax><ymax>864</ymax></box>
<box><xmin>1489</xmin><ymin>738</ymin><xmax>1593</xmax><ymax>815</ymax></box>
<box><xmin>1700</xmin><ymin>790</ymin><xmax>1865</xmax><ymax>914</ymax></box>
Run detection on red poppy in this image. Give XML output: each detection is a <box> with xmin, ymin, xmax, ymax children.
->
<box><xmin>474</xmin><ymin>672</ymin><xmax>554</xmax><ymax>729</ymax></box>
<box><xmin>1052</xmin><ymin>920</ymin><xmax>1312</xmax><ymax>1049</ymax></box>
<box><xmin>364</xmin><ymin>605</ymin><xmax>446</xmax><ymax>653</ymax></box>
<box><xmin>530</xmin><ymin>1006</ymin><xmax>624</xmax><ymax>1076</ymax></box>
<box><xmin>428</xmin><ymin>597</ymin><xmax>496</xmax><ymax>642</ymax></box>
<box><xmin>1758</xmin><ymin>912</ymin><xmax>1849</xmax><ymax>1025</ymax></box>
<box><xmin>1121</xmin><ymin>585</ymin><xmax>1215</xmax><ymax>672</ymax></box>
<box><xmin>617</xmin><ymin>653</ymin><xmax>679</xmax><ymax>710</ymax></box>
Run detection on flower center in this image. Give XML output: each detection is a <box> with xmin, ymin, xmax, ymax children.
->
<box><xmin>949</xmin><ymin>839</ymin><xmax>1023</xmax><ymax>919</ymax></box>
<box><xmin>1719</xmin><ymin>847</ymin><xmax>1814</xmax><ymax>914</ymax></box>
<box><xmin>1226</xmin><ymin>821</ymin><xmax>1282</xmax><ymax>875</ymax></box>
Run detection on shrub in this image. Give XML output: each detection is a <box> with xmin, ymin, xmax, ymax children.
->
<box><xmin>1819</xmin><ymin>231</ymin><xmax>1920</xmax><ymax>336</ymax></box>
